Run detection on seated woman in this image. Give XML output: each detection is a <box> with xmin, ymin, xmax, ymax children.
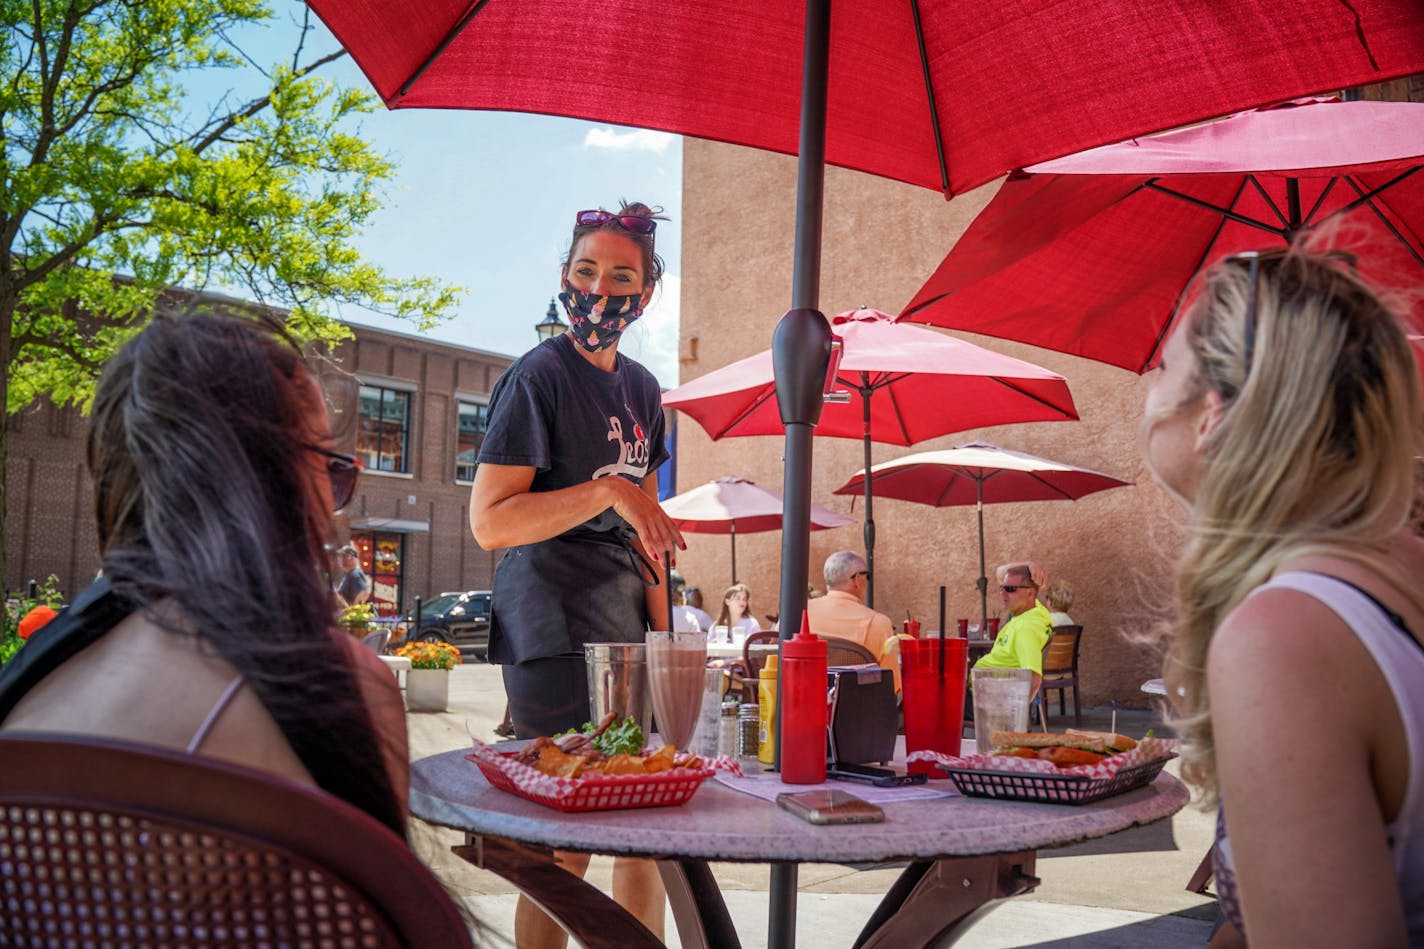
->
<box><xmin>1143</xmin><ymin>249</ymin><xmax>1424</xmax><ymax>945</ymax></box>
<box><xmin>0</xmin><ymin>313</ymin><xmax>408</xmax><ymax>834</ymax></box>
<box><xmin>711</xmin><ymin>582</ymin><xmax>760</xmax><ymax>645</ymax></box>
<box><xmin>1042</xmin><ymin>581</ymin><xmax>1075</xmax><ymax>626</ymax></box>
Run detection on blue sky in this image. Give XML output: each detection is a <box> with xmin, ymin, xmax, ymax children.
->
<box><xmin>248</xmin><ymin>8</ymin><xmax>684</xmax><ymax>385</ymax></box>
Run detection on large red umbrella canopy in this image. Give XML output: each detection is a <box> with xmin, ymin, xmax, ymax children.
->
<box><xmin>661</xmin><ymin>476</ymin><xmax>853</xmax><ymax>586</ymax></box>
<box><xmin>308</xmin><ymin>1</ymin><xmax>1424</xmax><ymax>200</ymax></box>
<box><xmin>834</xmin><ymin>442</ymin><xmax>1132</xmax><ymax>631</ymax></box>
<box><xmin>903</xmin><ymin>98</ymin><xmax>1424</xmax><ymax>372</ymax></box>
<box><xmin>663</xmin><ymin>307</ymin><xmax>1077</xmax><ymax>604</ymax></box>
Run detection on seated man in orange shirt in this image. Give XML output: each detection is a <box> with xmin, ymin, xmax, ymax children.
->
<box><xmin>806</xmin><ymin>550</ymin><xmax>896</xmax><ymax>684</ymax></box>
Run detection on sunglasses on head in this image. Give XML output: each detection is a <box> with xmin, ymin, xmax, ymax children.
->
<box><xmin>575</xmin><ymin>209</ymin><xmax>657</xmax><ymax>234</ymax></box>
<box><xmin>1225</xmin><ymin>248</ymin><xmax>1358</xmax><ymax>372</ymax></box>
<box><xmin>1000</xmin><ymin>584</ymin><xmax>1035</xmax><ymax>593</ymax></box>
<box><xmin>311</xmin><ymin>447</ymin><xmax>362</xmax><ymax>512</ymax></box>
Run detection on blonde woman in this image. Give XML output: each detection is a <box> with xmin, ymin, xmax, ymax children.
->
<box><xmin>1141</xmin><ymin>248</ymin><xmax>1424</xmax><ymax>947</ymax></box>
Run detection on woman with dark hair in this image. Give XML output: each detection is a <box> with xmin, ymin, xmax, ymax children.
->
<box><xmin>1143</xmin><ymin>248</ymin><xmax>1424</xmax><ymax>946</ymax></box>
<box><xmin>471</xmin><ymin>201</ymin><xmax>684</xmax><ymax>947</ymax></box>
<box><xmin>0</xmin><ymin>312</ymin><xmax>407</xmax><ymax>835</ymax></box>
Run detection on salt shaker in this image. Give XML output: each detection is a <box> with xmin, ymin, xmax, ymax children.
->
<box><xmin>737</xmin><ymin>702</ymin><xmax>760</xmax><ymax>760</ymax></box>
<box><xmin>717</xmin><ymin>700</ymin><xmax>739</xmax><ymax>757</ymax></box>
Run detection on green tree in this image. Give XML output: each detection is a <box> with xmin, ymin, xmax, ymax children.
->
<box><xmin>1</xmin><ymin>0</ymin><xmax>462</xmax><ymax>586</ymax></box>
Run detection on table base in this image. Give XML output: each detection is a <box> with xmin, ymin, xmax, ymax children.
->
<box><xmin>454</xmin><ymin>833</ymin><xmax>1038</xmax><ymax>949</ymax></box>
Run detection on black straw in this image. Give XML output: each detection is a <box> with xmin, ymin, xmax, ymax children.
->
<box><xmin>664</xmin><ymin>551</ymin><xmax>674</xmax><ymax>631</ymax></box>
<box><xmin>938</xmin><ymin>585</ymin><xmax>947</xmax><ymax>679</ymax></box>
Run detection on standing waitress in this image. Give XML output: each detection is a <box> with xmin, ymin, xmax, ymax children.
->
<box><xmin>471</xmin><ymin>201</ymin><xmax>685</xmax><ymax>946</ymax></box>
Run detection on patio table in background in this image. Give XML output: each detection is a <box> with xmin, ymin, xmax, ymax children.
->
<box><xmin>409</xmin><ymin>746</ymin><xmax>1187</xmax><ymax>948</ymax></box>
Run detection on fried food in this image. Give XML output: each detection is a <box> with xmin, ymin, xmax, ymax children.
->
<box><xmin>516</xmin><ymin>734</ymin><xmax>688</xmax><ymax>779</ymax></box>
<box><xmin>534</xmin><ymin>742</ymin><xmax>590</xmax><ymax>778</ymax></box>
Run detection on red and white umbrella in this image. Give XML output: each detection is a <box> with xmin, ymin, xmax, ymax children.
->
<box><xmin>835</xmin><ymin>442</ymin><xmax>1132</xmax><ymax>633</ymax></box>
<box><xmin>664</xmin><ymin>308</ymin><xmax>1076</xmax><ymax>604</ymax></box>
<box><xmin>661</xmin><ymin>476</ymin><xmax>852</xmax><ymax>587</ymax></box>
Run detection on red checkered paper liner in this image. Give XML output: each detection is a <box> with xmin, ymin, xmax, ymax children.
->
<box><xmin>466</xmin><ymin>740</ymin><xmax>739</xmax><ymax>812</ymax></box>
<box><xmin>908</xmin><ymin>736</ymin><xmax>1177</xmax><ymax>780</ymax></box>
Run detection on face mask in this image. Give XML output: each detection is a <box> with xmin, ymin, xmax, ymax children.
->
<box><xmin>557</xmin><ymin>281</ymin><xmax>645</xmax><ymax>352</ymax></box>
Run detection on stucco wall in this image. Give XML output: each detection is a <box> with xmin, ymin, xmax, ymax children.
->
<box><xmin>676</xmin><ymin>140</ymin><xmax>1189</xmax><ymax>707</ymax></box>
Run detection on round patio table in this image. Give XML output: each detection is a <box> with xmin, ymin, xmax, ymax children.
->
<box><xmin>410</xmin><ymin>747</ymin><xmax>1188</xmax><ymax>949</ymax></box>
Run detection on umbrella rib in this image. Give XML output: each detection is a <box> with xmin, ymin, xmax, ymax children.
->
<box><xmin>1338</xmin><ymin>175</ymin><xmax>1424</xmax><ymax>270</ymax></box>
<box><xmin>719</xmin><ymin>382</ymin><xmax>781</xmax><ymax>438</ymax></box>
<box><xmin>1142</xmin><ymin>178</ymin><xmax>1254</xmax><ymax>371</ymax></box>
<box><xmin>1302</xmin><ymin>177</ymin><xmax>1338</xmax><ymax>224</ymax></box>
<box><xmin>1243</xmin><ymin>174</ymin><xmax>1291</xmax><ymax>230</ymax></box>
<box><xmin>397</xmin><ymin>0</ymin><xmax>493</xmax><ymax>97</ymax></box>
<box><xmin>909</xmin><ymin>0</ymin><xmax>950</xmax><ymax>195</ymax></box>
<box><xmin>1143</xmin><ymin>180</ymin><xmax>1287</xmax><ymax>239</ymax></box>
<box><xmin>883</xmin><ymin>383</ymin><xmax>913</xmax><ymax>444</ymax></box>
<box><xmin>983</xmin><ymin>377</ymin><xmax>1078</xmax><ymax>420</ymax></box>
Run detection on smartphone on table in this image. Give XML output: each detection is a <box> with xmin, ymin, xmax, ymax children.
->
<box><xmin>776</xmin><ymin>789</ymin><xmax>885</xmax><ymax>825</ymax></box>
<box><xmin>827</xmin><ymin>762</ymin><xmax>928</xmax><ymax>788</ymax></box>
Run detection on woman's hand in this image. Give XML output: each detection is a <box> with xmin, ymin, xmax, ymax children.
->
<box><xmin>607</xmin><ymin>472</ymin><xmax>685</xmax><ymax>565</ymax></box>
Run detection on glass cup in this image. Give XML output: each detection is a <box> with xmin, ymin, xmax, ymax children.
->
<box><xmin>970</xmin><ymin>667</ymin><xmax>1033</xmax><ymax>748</ymax></box>
<box><xmin>691</xmin><ymin>665</ymin><xmax>727</xmax><ymax>757</ymax></box>
<box><xmin>900</xmin><ymin>638</ymin><xmax>968</xmax><ymax>776</ymax></box>
<box><xmin>645</xmin><ymin>630</ymin><xmax>708</xmax><ymax>751</ymax></box>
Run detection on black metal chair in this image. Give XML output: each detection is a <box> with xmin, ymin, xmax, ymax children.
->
<box><xmin>0</xmin><ymin>733</ymin><xmax>475</xmax><ymax>948</ymax></box>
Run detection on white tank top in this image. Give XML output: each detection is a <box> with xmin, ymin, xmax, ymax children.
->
<box><xmin>1214</xmin><ymin>572</ymin><xmax>1424</xmax><ymax>940</ymax></box>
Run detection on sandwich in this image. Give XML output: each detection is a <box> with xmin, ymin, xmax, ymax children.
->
<box><xmin>1065</xmin><ymin>729</ymin><xmax>1138</xmax><ymax>754</ymax></box>
<box><xmin>988</xmin><ymin>730</ymin><xmax>1131</xmax><ymax>768</ymax></box>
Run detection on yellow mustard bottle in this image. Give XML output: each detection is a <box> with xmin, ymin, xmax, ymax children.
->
<box><xmin>758</xmin><ymin>654</ymin><xmax>779</xmax><ymax>764</ymax></box>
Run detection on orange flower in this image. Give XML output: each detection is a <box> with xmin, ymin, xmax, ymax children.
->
<box><xmin>18</xmin><ymin>605</ymin><xmax>58</xmax><ymax>640</ymax></box>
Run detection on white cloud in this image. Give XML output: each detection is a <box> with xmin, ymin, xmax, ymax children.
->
<box><xmin>583</xmin><ymin>126</ymin><xmax>676</xmax><ymax>154</ymax></box>
<box><xmin>621</xmin><ymin>274</ymin><xmax>680</xmax><ymax>387</ymax></box>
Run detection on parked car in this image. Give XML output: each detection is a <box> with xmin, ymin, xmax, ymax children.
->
<box><xmin>408</xmin><ymin>590</ymin><xmax>491</xmax><ymax>656</ymax></box>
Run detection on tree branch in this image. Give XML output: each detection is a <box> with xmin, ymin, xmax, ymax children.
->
<box><xmin>189</xmin><ymin>48</ymin><xmax>347</xmax><ymax>156</ymax></box>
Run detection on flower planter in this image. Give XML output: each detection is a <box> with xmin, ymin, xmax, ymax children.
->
<box><xmin>406</xmin><ymin>667</ymin><xmax>450</xmax><ymax>713</ymax></box>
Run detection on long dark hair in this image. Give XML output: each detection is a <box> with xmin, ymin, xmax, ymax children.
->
<box><xmin>87</xmin><ymin>311</ymin><xmax>404</xmax><ymax>834</ymax></box>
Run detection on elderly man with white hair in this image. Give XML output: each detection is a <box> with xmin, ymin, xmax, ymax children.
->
<box><xmin>805</xmin><ymin>550</ymin><xmax>895</xmax><ymax>674</ymax></box>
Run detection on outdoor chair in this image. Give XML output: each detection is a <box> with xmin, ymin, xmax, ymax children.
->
<box><xmin>736</xmin><ymin>630</ymin><xmax>781</xmax><ymax>701</ymax></box>
<box><xmin>818</xmin><ymin>635</ymin><xmax>880</xmax><ymax>668</ymax></box>
<box><xmin>361</xmin><ymin>627</ymin><xmax>392</xmax><ymax>654</ymax></box>
<box><xmin>1039</xmin><ymin>623</ymin><xmax>1084</xmax><ymax>727</ymax></box>
<box><xmin>0</xmin><ymin>733</ymin><xmax>474</xmax><ymax>948</ymax></box>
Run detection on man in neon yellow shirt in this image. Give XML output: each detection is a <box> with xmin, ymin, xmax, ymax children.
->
<box><xmin>973</xmin><ymin>562</ymin><xmax>1053</xmax><ymax>698</ymax></box>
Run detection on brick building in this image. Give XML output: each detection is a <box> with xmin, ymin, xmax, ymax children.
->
<box><xmin>4</xmin><ymin>297</ymin><xmax>515</xmax><ymax>617</ymax></box>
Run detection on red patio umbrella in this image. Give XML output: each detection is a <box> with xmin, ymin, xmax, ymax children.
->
<box><xmin>835</xmin><ymin>442</ymin><xmax>1132</xmax><ymax>636</ymax></box>
<box><xmin>663</xmin><ymin>308</ymin><xmax>1078</xmax><ymax>604</ymax></box>
<box><xmin>661</xmin><ymin>476</ymin><xmax>853</xmax><ymax>587</ymax></box>
<box><xmin>903</xmin><ymin>98</ymin><xmax>1424</xmax><ymax>373</ymax></box>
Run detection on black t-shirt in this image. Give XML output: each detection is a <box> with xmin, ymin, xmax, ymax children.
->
<box><xmin>477</xmin><ymin>335</ymin><xmax>669</xmax><ymax>663</ymax></box>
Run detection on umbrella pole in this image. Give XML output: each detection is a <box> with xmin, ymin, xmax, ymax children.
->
<box><xmin>730</xmin><ymin>523</ymin><xmax>737</xmax><ymax>586</ymax></box>
<box><xmin>771</xmin><ymin>0</ymin><xmax>830</xmax><ymax>943</ymax></box>
<box><xmin>861</xmin><ymin>389</ymin><xmax>875</xmax><ymax>607</ymax></box>
<box><xmin>977</xmin><ymin>478</ymin><xmax>988</xmax><ymax>638</ymax></box>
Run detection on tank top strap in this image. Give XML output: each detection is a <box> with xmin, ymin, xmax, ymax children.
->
<box><xmin>186</xmin><ymin>675</ymin><xmax>246</xmax><ymax>754</ymax></box>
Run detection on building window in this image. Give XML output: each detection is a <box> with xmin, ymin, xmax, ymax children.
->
<box><xmin>455</xmin><ymin>400</ymin><xmax>489</xmax><ymax>482</ymax></box>
<box><xmin>358</xmin><ymin>384</ymin><xmax>410</xmax><ymax>473</ymax></box>
<box><xmin>350</xmin><ymin>531</ymin><xmax>404</xmax><ymax>618</ymax></box>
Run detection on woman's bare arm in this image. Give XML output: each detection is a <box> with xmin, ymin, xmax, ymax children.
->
<box><xmin>470</xmin><ymin>462</ymin><xmax>684</xmax><ymax>559</ymax></box>
<box><xmin>1210</xmin><ymin>589</ymin><xmax>1407</xmax><ymax>948</ymax></box>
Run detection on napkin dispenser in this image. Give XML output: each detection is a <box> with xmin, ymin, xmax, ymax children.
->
<box><xmin>826</xmin><ymin>665</ymin><xmax>897</xmax><ymax>765</ymax></box>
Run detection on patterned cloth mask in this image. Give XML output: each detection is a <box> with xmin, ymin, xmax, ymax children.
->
<box><xmin>558</xmin><ymin>281</ymin><xmax>644</xmax><ymax>352</ymax></box>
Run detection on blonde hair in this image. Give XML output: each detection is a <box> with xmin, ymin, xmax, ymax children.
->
<box><xmin>1042</xmin><ymin>581</ymin><xmax>1074</xmax><ymax>613</ymax></box>
<box><xmin>1164</xmin><ymin>249</ymin><xmax>1424</xmax><ymax>802</ymax></box>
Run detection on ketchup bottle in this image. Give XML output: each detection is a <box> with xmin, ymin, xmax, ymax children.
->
<box><xmin>779</xmin><ymin>611</ymin><xmax>828</xmax><ymax>784</ymax></box>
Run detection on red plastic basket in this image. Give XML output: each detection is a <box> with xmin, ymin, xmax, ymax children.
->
<box><xmin>466</xmin><ymin>749</ymin><xmax>716</xmax><ymax>812</ymax></box>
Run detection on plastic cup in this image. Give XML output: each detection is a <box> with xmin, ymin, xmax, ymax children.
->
<box><xmin>987</xmin><ymin>617</ymin><xmax>1001</xmax><ymax>636</ymax></box>
<box><xmin>957</xmin><ymin>619</ymin><xmax>969</xmax><ymax>637</ymax></box>
<box><xmin>971</xmin><ymin>667</ymin><xmax>1033</xmax><ymax>746</ymax></box>
<box><xmin>645</xmin><ymin>630</ymin><xmax>708</xmax><ymax>751</ymax></box>
<box><xmin>900</xmin><ymin>638</ymin><xmax>968</xmax><ymax>776</ymax></box>
<box><xmin>903</xmin><ymin>619</ymin><xmax>921</xmax><ymax>639</ymax></box>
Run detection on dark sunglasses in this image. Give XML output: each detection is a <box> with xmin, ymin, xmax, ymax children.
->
<box><xmin>575</xmin><ymin>209</ymin><xmax>657</xmax><ymax>234</ymax></box>
<box><xmin>1227</xmin><ymin>248</ymin><xmax>1358</xmax><ymax>372</ymax></box>
<box><xmin>853</xmin><ymin>570</ymin><xmax>870</xmax><ymax>579</ymax></box>
<box><xmin>312</xmin><ymin>448</ymin><xmax>362</xmax><ymax>512</ymax></box>
<box><xmin>1000</xmin><ymin>584</ymin><xmax>1035</xmax><ymax>593</ymax></box>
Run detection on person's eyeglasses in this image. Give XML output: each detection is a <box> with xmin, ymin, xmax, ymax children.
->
<box><xmin>575</xmin><ymin>209</ymin><xmax>657</xmax><ymax>234</ymax></box>
<box><xmin>853</xmin><ymin>570</ymin><xmax>870</xmax><ymax>580</ymax></box>
<box><xmin>1000</xmin><ymin>584</ymin><xmax>1035</xmax><ymax>593</ymax></box>
<box><xmin>312</xmin><ymin>448</ymin><xmax>362</xmax><ymax>512</ymax></box>
<box><xmin>1226</xmin><ymin>248</ymin><xmax>1358</xmax><ymax>373</ymax></box>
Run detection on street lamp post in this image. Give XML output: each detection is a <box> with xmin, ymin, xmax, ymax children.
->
<box><xmin>534</xmin><ymin>298</ymin><xmax>568</xmax><ymax>342</ymax></box>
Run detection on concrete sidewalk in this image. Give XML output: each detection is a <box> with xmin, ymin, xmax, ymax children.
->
<box><xmin>404</xmin><ymin>662</ymin><xmax>1219</xmax><ymax>948</ymax></box>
